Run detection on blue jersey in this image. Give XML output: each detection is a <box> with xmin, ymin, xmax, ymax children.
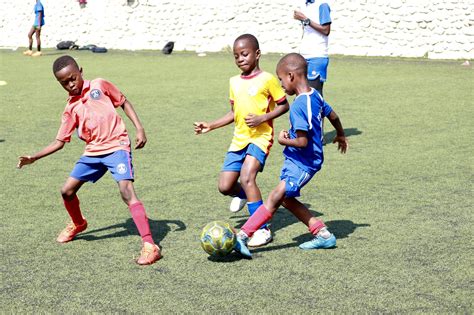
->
<box><xmin>34</xmin><ymin>1</ymin><xmax>45</xmax><ymax>27</ymax></box>
<box><xmin>283</xmin><ymin>88</ymin><xmax>333</xmax><ymax>174</ymax></box>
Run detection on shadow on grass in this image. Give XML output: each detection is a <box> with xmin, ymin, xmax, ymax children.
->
<box><xmin>233</xmin><ymin>203</ymin><xmax>370</xmax><ymax>254</ymax></box>
<box><xmin>207</xmin><ymin>252</ymin><xmax>249</xmax><ymax>263</ymax></box>
<box><xmin>323</xmin><ymin>127</ymin><xmax>362</xmax><ymax>144</ymax></box>
<box><xmin>232</xmin><ymin>203</ymin><xmax>322</xmax><ymax>233</ymax></box>
<box><xmin>75</xmin><ymin>218</ymin><xmax>186</xmax><ymax>246</ymax></box>
<box><xmin>0</xmin><ymin>139</ymin><xmax>4</xmax><ymax>142</ymax></box>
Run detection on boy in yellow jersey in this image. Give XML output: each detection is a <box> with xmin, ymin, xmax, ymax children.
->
<box><xmin>194</xmin><ymin>34</ymin><xmax>289</xmax><ymax>247</ymax></box>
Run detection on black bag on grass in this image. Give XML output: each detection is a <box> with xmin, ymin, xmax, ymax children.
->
<box><xmin>162</xmin><ymin>41</ymin><xmax>174</xmax><ymax>54</ymax></box>
<box><xmin>56</xmin><ymin>41</ymin><xmax>78</xmax><ymax>50</ymax></box>
<box><xmin>92</xmin><ymin>47</ymin><xmax>108</xmax><ymax>53</ymax></box>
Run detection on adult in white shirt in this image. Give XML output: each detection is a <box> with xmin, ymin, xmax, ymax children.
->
<box><xmin>294</xmin><ymin>0</ymin><xmax>332</xmax><ymax>96</ymax></box>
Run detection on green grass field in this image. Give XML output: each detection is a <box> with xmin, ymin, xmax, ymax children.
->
<box><xmin>1</xmin><ymin>49</ymin><xmax>472</xmax><ymax>313</ymax></box>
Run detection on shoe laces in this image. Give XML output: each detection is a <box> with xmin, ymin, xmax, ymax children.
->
<box><xmin>140</xmin><ymin>244</ymin><xmax>155</xmax><ymax>258</ymax></box>
<box><xmin>63</xmin><ymin>222</ymin><xmax>76</xmax><ymax>234</ymax></box>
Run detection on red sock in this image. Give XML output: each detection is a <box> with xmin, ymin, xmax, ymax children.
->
<box><xmin>129</xmin><ymin>201</ymin><xmax>154</xmax><ymax>244</ymax></box>
<box><xmin>309</xmin><ymin>220</ymin><xmax>326</xmax><ymax>235</ymax></box>
<box><xmin>63</xmin><ymin>195</ymin><xmax>85</xmax><ymax>226</ymax></box>
<box><xmin>241</xmin><ymin>205</ymin><xmax>273</xmax><ymax>237</ymax></box>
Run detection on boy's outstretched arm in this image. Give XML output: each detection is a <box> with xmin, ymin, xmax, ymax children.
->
<box><xmin>17</xmin><ymin>140</ymin><xmax>65</xmax><ymax>169</ymax></box>
<box><xmin>122</xmin><ymin>99</ymin><xmax>146</xmax><ymax>149</ymax></box>
<box><xmin>194</xmin><ymin>110</ymin><xmax>234</xmax><ymax>135</ymax></box>
<box><xmin>327</xmin><ymin>110</ymin><xmax>348</xmax><ymax>153</ymax></box>
<box><xmin>245</xmin><ymin>101</ymin><xmax>289</xmax><ymax>128</ymax></box>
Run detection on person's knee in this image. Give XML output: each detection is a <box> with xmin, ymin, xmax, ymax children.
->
<box><xmin>239</xmin><ymin>172</ymin><xmax>256</xmax><ymax>190</ymax></box>
<box><xmin>60</xmin><ymin>186</ymin><xmax>75</xmax><ymax>200</ymax></box>
<box><xmin>118</xmin><ymin>180</ymin><xmax>140</xmax><ymax>206</ymax></box>
<box><xmin>218</xmin><ymin>181</ymin><xmax>234</xmax><ymax>196</ymax></box>
<box><xmin>119</xmin><ymin>188</ymin><xmax>134</xmax><ymax>205</ymax></box>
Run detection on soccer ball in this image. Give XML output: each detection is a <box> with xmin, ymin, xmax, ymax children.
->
<box><xmin>200</xmin><ymin>221</ymin><xmax>236</xmax><ymax>257</ymax></box>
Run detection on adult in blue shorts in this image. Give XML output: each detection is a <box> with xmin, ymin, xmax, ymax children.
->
<box><xmin>294</xmin><ymin>0</ymin><xmax>332</xmax><ymax>96</ymax></box>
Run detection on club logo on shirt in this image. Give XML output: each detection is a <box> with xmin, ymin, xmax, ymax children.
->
<box><xmin>116</xmin><ymin>163</ymin><xmax>127</xmax><ymax>175</ymax></box>
<box><xmin>90</xmin><ymin>89</ymin><xmax>101</xmax><ymax>100</ymax></box>
<box><xmin>248</xmin><ymin>86</ymin><xmax>258</xmax><ymax>97</ymax></box>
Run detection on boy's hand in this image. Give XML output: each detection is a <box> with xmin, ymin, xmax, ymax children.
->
<box><xmin>17</xmin><ymin>156</ymin><xmax>36</xmax><ymax>169</ymax></box>
<box><xmin>278</xmin><ymin>130</ymin><xmax>290</xmax><ymax>144</ymax></box>
<box><xmin>333</xmin><ymin>136</ymin><xmax>348</xmax><ymax>153</ymax></box>
<box><xmin>244</xmin><ymin>113</ymin><xmax>264</xmax><ymax>128</ymax></box>
<box><xmin>135</xmin><ymin>129</ymin><xmax>147</xmax><ymax>149</ymax></box>
<box><xmin>293</xmin><ymin>10</ymin><xmax>307</xmax><ymax>22</ymax></box>
<box><xmin>194</xmin><ymin>122</ymin><xmax>211</xmax><ymax>135</ymax></box>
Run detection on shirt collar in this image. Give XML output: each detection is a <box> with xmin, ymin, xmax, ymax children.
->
<box><xmin>240</xmin><ymin>70</ymin><xmax>262</xmax><ymax>80</ymax></box>
<box><xmin>67</xmin><ymin>80</ymin><xmax>90</xmax><ymax>103</ymax></box>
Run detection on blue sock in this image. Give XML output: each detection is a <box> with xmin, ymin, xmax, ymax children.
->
<box><xmin>247</xmin><ymin>200</ymin><xmax>266</xmax><ymax>229</ymax></box>
<box><xmin>236</xmin><ymin>188</ymin><xmax>247</xmax><ymax>199</ymax></box>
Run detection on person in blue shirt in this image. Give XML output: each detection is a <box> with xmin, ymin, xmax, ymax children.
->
<box><xmin>233</xmin><ymin>53</ymin><xmax>348</xmax><ymax>258</ymax></box>
<box><xmin>23</xmin><ymin>0</ymin><xmax>45</xmax><ymax>57</ymax></box>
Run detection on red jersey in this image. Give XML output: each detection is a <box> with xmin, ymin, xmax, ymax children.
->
<box><xmin>56</xmin><ymin>79</ymin><xmax>131</xmax><ymax>156</ymax></box>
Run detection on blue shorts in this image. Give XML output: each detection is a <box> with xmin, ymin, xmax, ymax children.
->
<box><xmin>306</xmin><ymin>57</ymin><xmax>329</xmax><ymax>82</ymax></box>
<box><xmin>280</xmin><ymin>158</ymin><xmax>314</xmax><ymax>198</ymax></box>
<box><xmin>70</xmin><ymin>150</ymin><xmax>134</xmax><ymax>183</ymax></box>
<box><xmin>222</xmin><ymin>143</ymin><xmax>267</xmax><ymax>172</ymax></box>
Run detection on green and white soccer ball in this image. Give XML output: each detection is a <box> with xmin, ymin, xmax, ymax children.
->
<box><xmin>200</xmin><ymin>221</ymin><xmax>236</xmax><ymax>257</ymax></box>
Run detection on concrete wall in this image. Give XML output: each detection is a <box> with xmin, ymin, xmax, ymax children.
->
<box><xmin>1</xmin><ymin>0</ymin><xmax>472</xmax><ymax>59</ymax></box>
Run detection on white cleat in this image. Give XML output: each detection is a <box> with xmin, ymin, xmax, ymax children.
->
<box><xmin>248</xmin><ymin>228</ymin><xmax>273</xmax><ymax>247</ymax></box>
<box><xmin>229</xmin><ymin>197</ymin><xmax>247</xmax><ymax>213</ymax></box>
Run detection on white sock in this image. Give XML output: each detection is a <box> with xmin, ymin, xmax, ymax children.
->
<box><xmin>237</xmin><ymin>230</ymin><xmax>249</xmax><ymax>242</ymax></box>
<box><xmin>318</xmin><ymin>227</ymin><xmax>331</xmax><ymax>239</ymax></box>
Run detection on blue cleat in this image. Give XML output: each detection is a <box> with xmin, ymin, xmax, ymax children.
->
<box><xmin>299</xmin><ymin>234</ymin><xmax>336</xmax><ymax>250</ymax></box>
<box><xmin>234</xmin><ymin>236</ymin><xmax>252</xmax><ymax>258</ymax></box>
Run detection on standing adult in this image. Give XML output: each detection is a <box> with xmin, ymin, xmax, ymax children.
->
<box><xmin>23</xmin><ymin>0</ymin><xmax>45</xmax><ymax>57</ymax></box>
<box><xmin>294</xmin><ymin>0</ymin><xmax>332</xmax><ymax>96</ymax></box>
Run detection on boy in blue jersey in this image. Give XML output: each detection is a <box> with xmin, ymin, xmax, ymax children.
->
<box><xmin>23</xmin><ymin>0</ymin><xmax>45</xmax><ymax>57</ymax></box>
<box><xmin>233</xmin><ymin>53</ymin><xmax>348</xmax><ymax>258</ymax></box>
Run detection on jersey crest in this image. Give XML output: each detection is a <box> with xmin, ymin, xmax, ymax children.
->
<box><xmin>90</xmin><ymin>89</ymin><xmax>101</xmax><ymax>100</ymax></box>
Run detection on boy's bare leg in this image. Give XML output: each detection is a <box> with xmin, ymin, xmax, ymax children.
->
<box><xmin>23</xmin><ymin>27</ymin><xmax>35</xmax><ymax>55</ymax></box>
<box><xmin>240</xmin><ymin>155</ymin><xmax>262</xmax><ymax>202</ymax></box>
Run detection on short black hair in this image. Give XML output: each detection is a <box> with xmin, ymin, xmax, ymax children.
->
<box><xmin>277</xmin><ymin>53</ymin><xmax>307</xmax><ymax>77</ymax></box>
<box><xmin>52</xmin><ymin>55</ymin><xmax>79</xmax><ymax>74</ymax></box>
<box><xmin>234</xmin><ymin>34</ymin><xmax>260</xmax><ymax>50</ymax></box>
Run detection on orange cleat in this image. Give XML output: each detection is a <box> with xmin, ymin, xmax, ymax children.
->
<box><xmin>136</xmin><ymin>242</ymin><xmax>161</xmax><ymax>265</ymax></box>
<box><xmin>56</xmin><ymin>219</ymin><xmax>88</xmax><ymax>243</ymax></box>
<box><xmin>31</xmin><ymin>51</ymin><xmax>42</xmax><ymax>57</ymax></box>
<box><xmin>23</xmin><ymin>50</ymin><xmax>33</xmax><ymax>56</ymax></box>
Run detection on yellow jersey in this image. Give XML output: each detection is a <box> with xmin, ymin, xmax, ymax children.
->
<box><xmin>229</xmin><ymin>70</ymin><xmax>286</xmax><ymax>154</ymax></box>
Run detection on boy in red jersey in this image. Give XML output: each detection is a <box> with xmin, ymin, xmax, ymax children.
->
<box><xmin>194</xmin><ymin>34</ymin><xmax>289</xmax><ymax>247</ymax></box>
<box><xmin>17</xmin><ymin>55</ymin><xmax>160</xmax><ymax>265</ymax></box>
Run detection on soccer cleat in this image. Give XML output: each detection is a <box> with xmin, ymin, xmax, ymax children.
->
<box><xmin>247</xmin><ymin>228</ymin><xmax>273</xmax><ymax>247</ymax></box>
<box><xmin>234</xmin><ymin>235</ymin><xmax>252</xmax><ymax>258</ymax></box>
<box><xmin>299</xmin><ymin>234</ymin><xmax>336</xmax><ymax>250</ymax></box>
<box><xmin>56</xmin><ymin>219</ymin><xmax>88</xmax><ymax>243</ymax></box>
<box><xmin>31</xmin><ymin>51</ymin><xmax>42</xmax><ymax>57</ymax></box>
<box><xmin>23</xmin><ymin>50</ymin><xmax>33</xmax><ymax>56</ymax></box>
<box><xmin>136</xmin><ymin>242</ymin><xmax>161</xmax><ymax>265</ymax></box>
<box><xmin>229</xmin><ymin>197</ymin><xmax>247</xmax><ymax>213</ymax></box>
